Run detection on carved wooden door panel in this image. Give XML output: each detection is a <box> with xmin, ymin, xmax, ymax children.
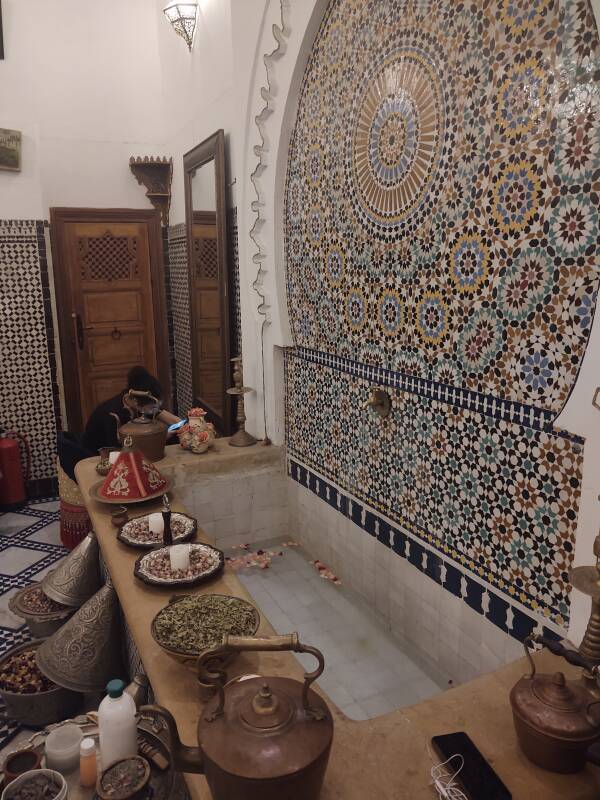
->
<box><xmin>191</xmin><ymin>214</ymin><xmax>223</xmax><ymax>416</ymax></box>
<box><xmin>59</xmin><ymin>218</ymin><xmax>159</xmax><ymax>427</ymax></box>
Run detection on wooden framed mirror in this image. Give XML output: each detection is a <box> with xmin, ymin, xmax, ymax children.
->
<box><xmin>183</xmin><ymin>130</ymin><xmax>232</xmax><ymax>435</ymax></box>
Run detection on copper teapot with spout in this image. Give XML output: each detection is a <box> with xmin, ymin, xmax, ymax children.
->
<box><xmin>118</xmin><ymin>390</ymin><xmax>167</xmax><ymax>462</ymax></box>
<box><xmin>142</xmin><ymin>634</ymin><xmax>333</xmax><ymax>800</ymax></box>
<box><xmin>510</xmin><ymin>635</ymin><xmax>600</xmax><ymax>773</ymax></box>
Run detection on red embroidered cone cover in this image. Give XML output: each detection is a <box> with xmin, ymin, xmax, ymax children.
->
<box><xmin>99</xmin><ymin>448</ymin><xmax>167</xmax><ymax>500</ymax></box>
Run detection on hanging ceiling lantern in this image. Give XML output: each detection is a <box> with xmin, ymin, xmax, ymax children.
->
<box><xmin>163</xmin><ymin>2</ymin><xmax>199</xmax><ymax>51</ymax></box>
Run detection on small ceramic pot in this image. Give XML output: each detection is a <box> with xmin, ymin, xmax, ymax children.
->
<box><xmin>3</xmin><ymin>750</ymin><xmax>42</xmax><ymax>787</ymax></box>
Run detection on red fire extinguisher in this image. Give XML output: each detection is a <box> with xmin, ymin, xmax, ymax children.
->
<box><xmin>0</xmin><ymin>431</ymin><xmax>31</xmax><ymax>509</ymax></box>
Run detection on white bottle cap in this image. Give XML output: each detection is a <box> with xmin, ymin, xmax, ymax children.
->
<box><xmin>80</xmin><ymin>738</ymin><xmax>96</xmax><ymax>757</ymax></box>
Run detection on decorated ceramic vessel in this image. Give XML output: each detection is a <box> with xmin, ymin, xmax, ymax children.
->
<box><xmin>178</xmin><ymin>409</ymin><xmax>216</xmax><ymax>454</ymax></box>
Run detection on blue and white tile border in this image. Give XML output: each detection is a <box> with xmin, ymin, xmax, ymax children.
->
<box><xmin>288</xmin><ymin>456</ymin><xmax>565</xmax><ymax>646</ymax></box>
<box><xmin>295</xmin><ymin>347</ymin><xmax>584</xmax><ymax>442</ymax></box>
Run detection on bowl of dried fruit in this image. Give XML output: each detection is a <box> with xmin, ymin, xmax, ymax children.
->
<box><xmin>117</xmin><ymin>512</ymin><xmax>197</xmax><ymax>550</ymax></box>
<box><xmin>151</xmin><ymin>593</ymin><xmax>260</xmax><ymax>664</ymax></box>
<box><xmin>133</xmin><ymin>543</ymin><xmax>224</xmax><ymax>588</ymax></box>
<box><xmin>8</xmin><ymin>584</ymin><xmax>74</xmax><ymax>639</ymax></box>
<box><xmin>0</xmin><ymin>641</ymin><xmax>81</xmax><ymax>727</ymax></box>
<box><xmin>1</xmin><ymin>768</ymin><xmax>67</xmax><ymax>800</ymax></box>
<box><xmin>97</xmin><ymin>756</ymin><xmax>150</xmax><ymax>800</ymax></box>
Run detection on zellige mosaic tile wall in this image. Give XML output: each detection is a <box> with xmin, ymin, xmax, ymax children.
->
<box><xmin>0</xmin><ymin>221</ymin><xmax>62</xmax><ymax>490</ymax></box>
<box><xmin>283</xmin><ymin>0</ymin><xmax>600</xmax><ymax>635</ymax></box>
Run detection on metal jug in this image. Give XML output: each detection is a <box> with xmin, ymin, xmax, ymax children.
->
<box><xmin>142</xmin><ymin>634</ymin><xmax>333</xmax><ymax>800</ymax></box>
<box><xmin>510</xmin><ymin>635</ymin><xmax>600</xmax><ymax>773</ymax></box>
<box><xmin>118</xmin><ymin>391</ymin><xmax>167</xmax><ymax>462</ymax></box>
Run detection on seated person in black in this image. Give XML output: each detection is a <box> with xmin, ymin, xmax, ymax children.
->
<box><xmin>82</xmin><ymin>366</ymin><xmax>180</xmax><ymax>454</ymax></box>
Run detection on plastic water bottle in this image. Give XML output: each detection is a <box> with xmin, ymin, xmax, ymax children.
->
<box><xmin>98</xmin><ymin>679</ymin><xmax>138</xmax><ymax>768</ymax></box>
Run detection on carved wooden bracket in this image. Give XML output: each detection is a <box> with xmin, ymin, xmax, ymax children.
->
<box><xmin>129</xmin><ymin>156</ymin><xmax>173</xmax><ymax>226</ymax></box>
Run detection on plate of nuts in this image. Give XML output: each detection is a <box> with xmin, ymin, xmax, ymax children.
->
<box><xmin>133</xmin><ymin>543</ymin><xmax>224</xmax><ymax>588</ymax></box>
<box><xmin>8</xmin><ymin>584</ymin><xmax>73</xmax><ymax>639</ymax></box>
<box><xmin>117</xmin><ymin>512</ymin><xmax>197</xmax><ymax>550</ymax></box>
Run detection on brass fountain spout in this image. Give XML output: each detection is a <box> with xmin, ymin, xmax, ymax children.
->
<box><xmin>363</xmin><ymin>388</ymin><xmax>391</xmax><ymax>419</ymax></box>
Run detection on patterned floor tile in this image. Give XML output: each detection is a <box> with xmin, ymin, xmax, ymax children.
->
<box><xmin>0</xmin><ymin>499</ymin><xmax>65</xmax><ymax>749</ymax></box>
<box><xmin>0</xmin><ymin>513</ymin><xmax>33</xmax><ymax>536</ymax></box>
<box><xmin>0</xmin><ymin>547</ymin><xmax>48</xmax><ymax>576</ymax></box>
<box><xmin>26</xmin><ymin>521</ymin><xmax>61</xmax><ymax>546</ymax></box>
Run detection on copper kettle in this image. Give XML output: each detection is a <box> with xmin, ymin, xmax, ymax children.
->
<box><xmin>142</xmin><ymin>634</ymin><xmax>333</xmax><ymax>800</ymax></box>
<box><xmin>510</xmin><ymin>635</ymin><xmax>600</xmax><ymax>773</ymax></box>
<box><xmin>118</xmin><ymin>391</ymin><xmax>167</xmax><ymax>462</ymax></box>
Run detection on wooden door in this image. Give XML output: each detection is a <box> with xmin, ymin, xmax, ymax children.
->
<box><xmin>51</xmin><ymin>209</ymin><xmax>170</xmax><ymax>433</ymax></box>
<box><xmin>191</xmin><ymin>212</ymin><xmax>223</xmax><ymax>416</ymax></box>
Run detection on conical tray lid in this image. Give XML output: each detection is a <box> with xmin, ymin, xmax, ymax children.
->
<box><xmin>42</xmin><ymin>532</ymin><xmax>101</xmax><ymax>607</ymax></box>
<box><xmin>99</xmin><ymin>448</ymin><xmax>167</xmax><ymax>501</ymax></box>
<box><xmin>37</xmin><ymin>583</ymin><xmax>126</xmax><ymax>693</ymax></box>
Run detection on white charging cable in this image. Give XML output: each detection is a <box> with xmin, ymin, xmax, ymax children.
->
<box><xmin>430</xmin><ymin>753</ymin><xmax>468</xmax><ymax>800</ymax></box>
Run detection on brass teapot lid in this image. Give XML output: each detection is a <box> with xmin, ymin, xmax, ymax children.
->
<box><xmin>197</xmin><ymin>634</ymin><xmax>333</xmax><ymax>781</ymax></box>
<box><xmin>120</xmin><ymin>391</ymin><xmax>166</xmax><ymax>433</ymax></box>
<box><xmin>511</xmin><ymin>636</ymin><xmax>600</xmax><ymax>742</ymax></box>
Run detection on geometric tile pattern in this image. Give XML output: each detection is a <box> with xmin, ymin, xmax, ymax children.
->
<box><xmin>169</xmin><ymin>210</ymin><xmax>243</xmax><ymax>415</ymax></box>
<box><xmin>168</xmin><ymin>224</ymin><xmax>194</xmax><ymax>416</ymax></box>
<box><xmin>284</xmin><ymin>0</ymin><xmax>600</xmax><ymax>414</ymax></box>
<box><xmin>286</xmin><ymin>349</ymin><xmax>583</xmax><ymax>627</ymax></box>
<box><xmin>0</xmin><ymin>499</ymin><xmax>66</xmax><ymax>749</ymax></box>
<box><xmin>228</xmin><ymin>207</ymin><xmax>242</xmax><ymax>358</ymax></box>
<box><xmin>161</xmin><ymin>226</ymin><xmax>178</xmax><ymax>414</ymax></box>
<box><xmin>288</xmin><ymin>457</ymin><xmax>565</xmax><ymax>644</ymax></box>
<box><xmin>0</xmin><ymin>221</ymin><xmax>61</xmax><ymax>481</ymax></box>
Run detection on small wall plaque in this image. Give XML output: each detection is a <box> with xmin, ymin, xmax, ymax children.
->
<box><xmin>0</xmin><ymin>128</ymin><xmax>21</xmax><ymax>172</ymax></box>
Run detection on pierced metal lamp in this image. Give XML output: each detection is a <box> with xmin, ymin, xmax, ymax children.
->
<box><xmin>42</xmin><ymin>531</ymin><xmax>101</xmax><ymax>608</ymax></box>
<box><xmin>163</xmin><ymin>2</ymin><xmax>199</xmax><ymax>51</ymax></box>
<box><xmin>37</xmin><ymin>581</ymin><xmax>126</xmax><ymax>694</ymax></box>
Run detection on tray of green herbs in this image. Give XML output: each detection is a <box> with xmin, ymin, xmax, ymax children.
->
<box><xmin>151</xmin><ymin>593</ymin><xmax>260</xmax><ymax>660</ymax></box>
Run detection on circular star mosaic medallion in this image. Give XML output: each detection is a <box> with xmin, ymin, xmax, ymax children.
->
<box><xmin>350</xmin><ymin>46</ymin><xmax>446</xmax><ymax>230</ymax></box>
<box><xmin>284</xmin><ymin>0</ymin><xmax>600</xmax><ymax>414</ymax></box>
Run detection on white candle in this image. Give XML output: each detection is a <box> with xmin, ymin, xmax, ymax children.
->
<box><xmin>148</xmin><ymin>513</ymin><xmax>164</xmax><ymax>535</ymax></box>
<box><xmin>109</xmin><ymin>451</ymin><xmax>120</xmax><ymax>465</ymax></box>
<box><xmin>169</xmin><ymin>544</ymin><xmax>190</xmax><ymax>571</ymax></box>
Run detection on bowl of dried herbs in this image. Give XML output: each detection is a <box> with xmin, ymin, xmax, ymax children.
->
<box><xmin>151</xmin><ymin>593</ymin><xmax>260</xmax><ymax>663</ymax></box>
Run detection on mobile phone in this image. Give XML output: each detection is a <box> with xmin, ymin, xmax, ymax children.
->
<box><xmin>431</xmin><ymin>732</ymin><xmax>511</xmax><ymax>800</ymax></box>
<box><xmin>167</xmin><ymin>419</ymin><xmax>187</xmax><ymax>433</ymax></box>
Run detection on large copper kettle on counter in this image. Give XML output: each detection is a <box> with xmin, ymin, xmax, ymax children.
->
<box><xmin>510</xmin><ymin>635</ymin><xmax>600</xmax><ymax>773</ymax></box>
<box><xmin>142</xmin><ymin>634</ymin><xmax>333</xmax><ymax>800</ymax></box>
<box><xmin>118</xmin><ymin>390</ymin><xmax>167</xmax><ymax>462</ymax></box>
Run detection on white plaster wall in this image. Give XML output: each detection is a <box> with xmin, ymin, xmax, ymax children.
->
<box><xmin>0</xmin><ymin>0</ymin><xmax>167</xmax><ymax>218</ymax></box>
<box><xmin>155</xmin><ymin>0</ymin><xmax>236</xmax><ymax>226</ymax></box>
<box><xmin>232</xmin><ymin>0</ymin><xmax>327</xmax><ymax>444</ymax></box>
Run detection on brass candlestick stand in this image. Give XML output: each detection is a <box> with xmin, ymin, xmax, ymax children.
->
<box><xmin>569</xmin><ymin>531</ymin><xmax>600</xmax><ymax>695</ymax></box>
<box><xmin>227</xmin><ymin>357</ymin><xmax>257</xmax><ymax>447</ymax></box>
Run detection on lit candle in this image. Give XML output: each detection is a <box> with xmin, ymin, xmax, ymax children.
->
<box><xmin>109</xmin><ymin>451</ymin><xmax>120</xmax><ymax>465</ymax></box>
<box><xmin>148</xmin><ymin>513</ymin><xmax>164</xmax><ymax>535</ymax></box>
<box><xmin>169</xmin><ymin>544</ymin><xmax>191</xmax><ymax>571</ymax></box>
